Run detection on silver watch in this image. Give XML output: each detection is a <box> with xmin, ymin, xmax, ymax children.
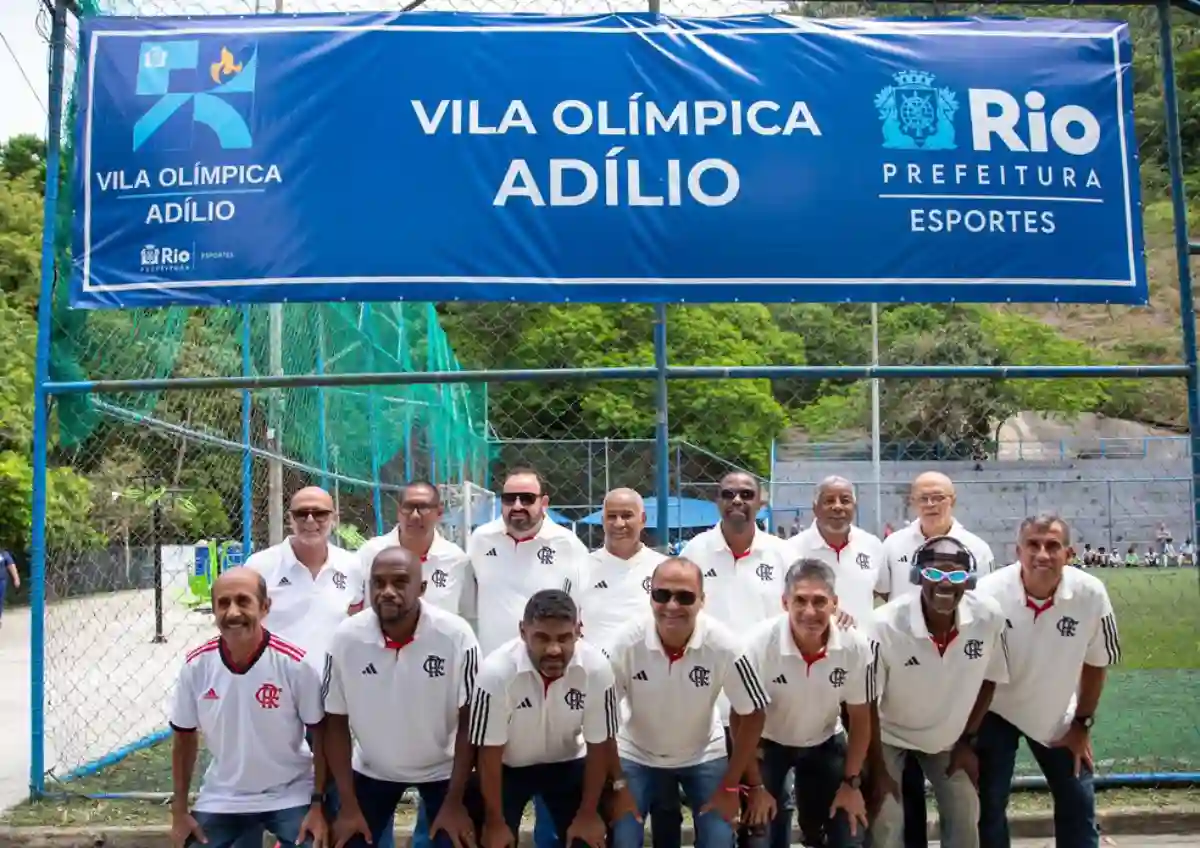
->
<box><xmin>612</xmin><ymin>778</ymin><xmax>628</xmax><ymax>791</ymax></box>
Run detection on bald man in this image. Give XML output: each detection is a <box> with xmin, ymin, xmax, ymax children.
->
<box><xmin>877</xmin><ymin>472</ymin><xmax>995</xmax><ymax>848</ymax></box>
<box><xmin>169</xmin><ymin>568</ymin><xmax>327</xmax><ymax>848</ymax></box>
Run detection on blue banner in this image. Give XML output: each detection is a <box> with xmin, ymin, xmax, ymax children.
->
<box><xmin>70</xmin><ymin>13</ymin><xmax>1146</xmax><ymax>308</ymax></box>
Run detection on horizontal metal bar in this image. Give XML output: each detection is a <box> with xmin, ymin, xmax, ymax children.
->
<box><xmin>1190</xmin><ymin>241</ymin><xmax>1200</xmax><ymax>256</ymax></box>
<box><xmin>42</xmin><ymin>363</ymin><xmax>1188</xmax><ymax>396</ymax></box>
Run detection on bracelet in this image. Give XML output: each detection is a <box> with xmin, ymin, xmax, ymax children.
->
<box><xmin>722</xmin><ymin>785</ymin><xmax>741</xmax><ymax>794</ymax></box>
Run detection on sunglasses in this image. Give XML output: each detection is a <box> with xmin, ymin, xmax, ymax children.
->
<box><xmin>290</xmin><ymin>508</ymin><xmax>333</xmax><ymax>521</ymax></box>
<box><xmin>650</xmin><ymin>588</ymin><xmax>698</xmax><ymax>606</ymax></box>
<box><xmin>501</xmin><ymin>492</ymin><xmax>539</xmax><ymax>506</ymax></box>
<box><xmin>719</xmin><ymin>488</ymin><xmax>757</xmax><ymax>502</ymax></box>
<box><xmin>920</xmin><ymin>567</ymin><xmax>972</xmax><ymax>585</ymax></box>
<box><xmin>399</xmin><ymin>502</ymin><xmax>439</xmax><ymax>515</ymax></box>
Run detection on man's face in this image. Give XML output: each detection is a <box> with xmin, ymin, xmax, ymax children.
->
<box><xmin>911</xmin><ymin>477</ymin><xmax>954</xmax><ymax>528</ymax></box>
<box><xmin>502</xmin><ymin>473</ymin><xmax>546</xmax><ymax>535</ymax></box>
<box><xmin>520</xmin><ymin>617</ymin><xmax>578</xmax><ymax>678</ymax></box>
<box><xmin>399</xmin><ymin>484</ymin><xmax>442</xmax><ymax>535</ymax></box>
<box><xmin>814</xmin><ymin>483</ymin><xmax>855</xmax><ymax>536</ymax></box>
<box><xmin>603</xmin><ymin>493</ymin><xmax>645</xmax><ymax>547</ymax></box>
<box><xmin>718</xmin><ymin>473</ymin><xmax>762</xmax><ymax>530</ymax></box>
<box><xmin>784</xmin><ymin>578</ymin><xmax>835</xmax><ymax>640</ymax></box>
<box><xmin>212</xmin><ymin>575</ymin><xmax>268</xmax><ymax>640</ymax></box>
<box><xmin>1018</xmin><ymin>522</ymin><xmax>1069</xmax><ymax>584</ymax></box>
<box><xmin>650</xmin><ymin>564</ymin><xmax>702</xmax><ymax>640</ymax></box>
<box><xmin>369</xmin><ymin>555</ymin><xmax>423</xmax><ymax>623</ymax></box>
<box><xmin>919</xmin><ymin>553</ymin><xmax>970</xmax><ymax>615</ymax></box>
<box><xmin>288</xmin><ymin>490</ymin><xmax>335</xmax><ymax>544</ymax></box>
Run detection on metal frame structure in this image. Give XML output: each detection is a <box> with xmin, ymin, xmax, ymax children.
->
<box><xmin>27</xmin><ymin>0</ymin><xmax>1198</xmax><ymax>800</ymax></box>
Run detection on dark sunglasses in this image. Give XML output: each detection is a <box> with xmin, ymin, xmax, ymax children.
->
<box><xmin>501</xmin><ymin>492</ymin><xmax>539</xmax><ymax>506</ymax></box>
<box><xmin>719</xmin><ymin>488</ymin><xmax>757</xmax><ymax>502</ymax></box>
<box><xmin>920</xmin><ymin>567</ymin><xmax>971</xmax><ymax>585</ymax></box>
<box><xmin>290</xmin><ymin>508</ymin><xmax>333</xmax><ymax>521</ymax></box>
<box><xmin>650</xmin><ymin>588</ymin><xmax>698</xmax><ymax>606</ymax></box>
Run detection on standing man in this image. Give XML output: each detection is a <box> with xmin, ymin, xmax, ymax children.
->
<box><xmin>746</xmin><ymin>560</ymin><xmax>875</xmax><ymax>848</ymax></box>
<box><xmin>0</xmin><ymin>548</ymin><xmax>18</xmax><ymax>630</ymax></box>
<box><xmin>867</xmin><ymin>537</ymin><xmax>1009</xmax><ymax>848</ymax></box>
<box><xmin>877</xmin><ymin>472</ymin><xmax>995</xmax><ymax>848</ymax></box>
<box><xmin>974</xmin><ymin>515</ymin><xmax>1121</xmax><ymax>848</ymax></box>
<box><xmin>323</xmin><ymin>547</ymin><xmax>479</xmax><ymax>848</ymax></box>
<box><xmin>680</xmin><ymin>471</ymin><xmax>790</xmax><ymax>846</ymax></box>
<box><xmin>605</xmin><ymin>557</ymin><xmax>771</xmax><ymax>848</ymax></box>
<box><xmin>168</xmin><ymin>568</ymin><xmax>327</xmax><ymax>848</ymax></box>
<box><xmin>787</xmin><ymin>477</ymin><xmax>886</xmax><ymax>623</ymax></box>
<box><xmin>469</xmin><ymin>590</ymin><xmax>617</xmax><ymax>848</ymax></box>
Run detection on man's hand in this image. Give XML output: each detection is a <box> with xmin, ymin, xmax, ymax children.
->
<box><xmin>744</xmin><ymin>785</ymin><xmax>777</xmax><ymax>827</ymax></box>
<box><xmin>481</xmin><ymin>817</ymin><xmax>516</xmax><ymax>848</ymax></box>
<box><xmin>430</xmin><ymin>798</ymin><xmax>477</xmax><ymax>848</ymax></box>
<box><xmin>1052</xmin><ymin>723</ymin><xmax>1094</xmax><ymax>777</ymax></box>
<box><xmin>836</xmin><ymin>610</ymin><xmax>857</xmax><ymax>629</ymax></box>
<box><xmin>10</xmin><ymin>574</ymin><xmax>19</xmax><ymax>590</ymax></box>
<box><xmin>864</xmin><ymin>768</ymin><xmax>900</xmax><ymax>820</ymax></box>
<box><xmin>333</xmin><ymin>804</ymin><xmax>372</xmax><ymax>848</ymax></box>
<box><xmin>170</xmin><ymin>810</ymin><xmax>206</xmax><ymax>847</ymax></box>
<box><xmin>299</xmin><ymin>804</ymin><xmax>329</xmax><ymax>848</ymax></box>
<box><xmin>700</xmin><ymin>786</ymin><xmax>741</xmax><ymax>825</ymax></box>
<box><xmin>946</xmin><ymin>740</ymin><xmax>980</xmax><ymax>789</ymax></box>
<box><xmin>566</xmin><ymin>809</ymin><xmax>607</xmax><ymax>848</ymax></box>
<box><xmin>830</xmin><ymin>783</ymin><xmax>868</xmax><ymax>836</ymax></box>
<box><xmin>608</xmin><ymin>784</ymin><xmax>641</xmax><ymax>825</ymax></box>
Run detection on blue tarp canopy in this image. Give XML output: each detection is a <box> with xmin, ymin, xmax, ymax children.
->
<box><xmin>579</xmin><ymin>496</ymin><xmax>768</xmax><ymax>529</ymax></box>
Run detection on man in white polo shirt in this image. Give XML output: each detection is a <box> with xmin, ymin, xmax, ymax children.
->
<box><xmin>169</xmin><ymin>568</ymin><xmax>326</xmax><ymax>848</ymax></box>
<box><xmin>746</xmin><ymin>559</ymin><xmax>875</xmax><ymax>848</ymax></box>
<box><xmin>787</xmin><ymin>477</ymin><xmax>886</xmax><ymax>624</ymax></box>
<box><xmin>868</xmin><ymin>536</ymin><xmax>1009</xmax><ymax>848</ymax></box>
<box><xmin>973</xmin><ymin>515</ymin><xmax>1120</xmax><ymax>848</ymax></box>
<box><xmin>605</xmin><ymin>557</ymin><xmax>771</xmax><ymax>848</ymax></box>
<box><xmin>877</xmin><ymin>472</ymin><xmax>994</xmax><ymax>848</ymax></box>
<box><xmin>469</xmin><ymin>589</ymin><xmax>617</xmax><ymax>848</ymax></box>
<box><xmin>323</xmin><ymin>547</ymin><xmax>479</xmax><ymax>848</ymax></box>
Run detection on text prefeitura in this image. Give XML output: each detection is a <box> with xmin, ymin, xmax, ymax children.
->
<box><xmin>412</xmin><ymin>97</ymin><xmax>820</xmax><ymax>208</ymax></box>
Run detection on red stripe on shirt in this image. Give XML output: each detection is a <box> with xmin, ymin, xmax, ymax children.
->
<box><xmin>268</xmin><ymin>635</ymin><xmax>307</xmax><ymax>662</ymax></box>
<box><xmin>185</xmin><ymin>638</ymin><xmax>220</xmax><ymax>664</ymax></box>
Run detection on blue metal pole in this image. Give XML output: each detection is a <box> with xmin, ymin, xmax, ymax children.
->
<box><xmin>361</xmin><ymin>305</ymin><xmax>385</xmax><ymax>535</ymax></box>
<box><xmin>1158</xmin><ymin>0</ymin><xmax>1200</xmax><ymax>549</ymax></box>
<box><xmin>654</xmin><ymin>305</ymin><xmax>670</xmax><ymax>550</ymax></box>
<box><xmin>29</xmin><ymin>0</ymin><xmax>68</xmax><ymax>800</ymax></box>
<box><xmin>315</xmin><ymin>307</ymin><xmax>330</xmax><ymax>490</ymax></box>
<box><xmin>241</xmin><ymin>307</ymin><xmax>253</xmax><ymax>554</ymax></box>
<box><xmin>426</xmin><ymin>309</ymin><xmax>439</xmax><ymax>484</ymax></box>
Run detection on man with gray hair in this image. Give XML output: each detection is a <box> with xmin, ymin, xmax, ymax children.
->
<box><xmin>787</xmin><ymin>477</ymin><xmax>886</xmax><ymax>623</ymax></box>
<box><xmin>744</xmin><ymin>559</ymin><xmax>876</xmax><ymax>848</ymax></box>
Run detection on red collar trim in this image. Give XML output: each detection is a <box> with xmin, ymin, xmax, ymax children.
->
<box><xmin>219</xmin><ymin>629</ymin><xmax>270</xmax><ymax>675</ymax></box>
<box><xmin>1025</xmin><ymin>596</ymin><xmax>1055</xmax><ymax>621</ymax></box>
<box><xmin>800</xmin><ymin>646</ymin><xmax>828</xmax><ymax>672</ymax></box>
<box><xmin>664</xmin><ymin>645</ymin><xmax>686</xmax><ymax>664</ymax></box>
<box><xmin>930</xmin><ymin>628</ymin><xmax>959</xmax><ymax>656</ymax></box>
<box><xmin>384</xmin><ymin>634</ymin><xmax>414</xmax><ymax>650</ymax></box>
<box><xmin>507</xmin><ymin>533</ymin><xmax>537</xmax><ymax>545</ymax></box>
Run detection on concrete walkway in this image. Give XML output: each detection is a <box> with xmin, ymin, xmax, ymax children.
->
<box><xmin>0</xmin><ymin>604</ymin><xmax>32</xmax><ymax>810</ymax></box>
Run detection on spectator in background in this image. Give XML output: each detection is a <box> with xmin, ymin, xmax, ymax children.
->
<box><xmin>1124</xmin><ymin>546</ymin><xmax>1139</xmax><ymax>568</ymax></box>
<box><xmin>1181</xmin><ymin>539</ymin><xmax>1194</xmax><ymax>566</ymax></box>
<box><xmin>0</xmin><ymin>549</ymin><xmax>19</xmax><ymax>630</ymax></box>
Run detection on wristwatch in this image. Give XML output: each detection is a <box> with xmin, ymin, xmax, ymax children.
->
<box><xmin>960</xmin><ymin>731</ymin><xmax>979</xmax><ymax>747</ymax></box>
<box><xmin>611</xmin><ymin>778</ymin><xmax>628</xmax><ymax>791</ymax></box>
<box><xmin>310</xmin><ymin>791</ymin><xmax>325</xmax><ymax>805</ymax></box>
<box><xmin>842</xmin><ymin>774</ymin><xmax>862</xmax><ymax>790</ymax></box>
<box><xmin>1073</xmin><ymin>715</ymin><xmax>1095</xmax><ymax>730</ymax></box>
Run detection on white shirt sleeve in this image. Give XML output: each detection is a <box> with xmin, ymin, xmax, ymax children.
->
<box><xmin>1084</xmin><ymin>588</ymin><xmax>1121</xmax><ymax>668</ymax></box>
<box><xmin>975</xmin><ymin>541</ymin><xmax>996</xmax><ymax>576</ymax></box>
<box><xmin>582</xmin><ymin>660</ymin><xmax>619</xmax><ymax>745</ymax></box>
<box><xmin>459</xmin><ymin>628</ymin><xmax>482</xmax><ymax>708</ymax></box>
<box><xmin>564</xmin><ymin>536</ymin><xmax>591</xmax><ymax>607</ymax></box>
<box><xmin>458</xmin><ymin>554</ymin><xmax>478</xmax><ymax>621</ymax></box>
<box><xmin>868</xmin><ymin>624</ymin><xmax>887</xmax><ymax>702</ymax></box>
<box><xmin>876</xmin><ymin>543</ymin><xmax>895</xmax><ymax>596</ymax></box>
<box><xmin>844</xmin><ymin>638</ymin><xmax>871</xmax><ymax>707</ymax></box>
<box><xmin>322</xmin><ymin>640</ymin><xmax>348</xmax><ymax>715</ymax></box>
<box><xmin>603</xmin><ymin>629</ymin><xmax>632</xmax><ymax>699</ymax></box>
<box><xmin>467</xmin><ymin>660</ymin><xmax>511</xmax><ymax>747</ymax></box>
<box><xmin>984</xmin><ymin>619</ymin><xmax>1011</xmax><ymax>685</ymax></box>
<box><xmin>169</xmin><ymin>661</ymin><xmax>199</xmax><ymax>731</ymax></box>
<box><xmin>720</xmin><ymin>642</ymin><xmax>770</xmax><ymax>717</ymax></box>
<box><xmin>291</xmin><ymin>656</ymin><xmax>327</xmax><ymax>726</ymax></box>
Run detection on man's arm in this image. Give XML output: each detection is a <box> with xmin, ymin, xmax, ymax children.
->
<box><xmin>468</xmin><ymin>661</ymin><xmax>513</xmax><ymax>827</ymax></box>
<box><xmin>579</xmin><ymin>665</ymin><xmax>620</xmax><ymax>812</ymax></box>
<box><xmin>293</xmin><ymin>659</ymin><xmax>328</xmax><ymax>796</ymax></box>
<box><xmin>320</xmin><ymin>651</ymin><xmax>359</xmax><ymax>810</ymax></box>
<box><xmin>167</xmin><ymin>665</ymin><xmax>199</xmax><ymax>817</ymax></box>
<box><xmin>719</xmin><ymin>649</ymin><xmax>770</xmax><ymax>789</ymax></box>
<box><xmin>445</xmin><ymin>639</ymin><xmax>481</xmax><ymax>806</ymax></box>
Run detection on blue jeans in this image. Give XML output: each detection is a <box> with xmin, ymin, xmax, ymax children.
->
<box><xmin>337</xmin><ymin>772</ymin><xmax>455</xmax><ymax>848</ymax></box>
<box><xmin>759</xmin><ymin>735</ymin><xmax>863</xmax><ymax>848</ymax></box>
<box><xmin>611</xmin><ymin>756</ymin><xmax>733</xmax><ymax>848</ymax></box>
<box><xmin>186</xmin><ymin>805</ymin><xmax>314</xmax><ymax>848</ymax></box>
<box><xmin>413</xmin><ymin>794</ymin><xmax>558</xmax><ymax>848</ymax></box>
<box><xmin>976</xmin><ymin>712</ymin><xmax>1098</xmax><ymax>848</ymax></box>
<box><xmin>0</xmin><ymin>576</ymin><xmax>7</xmax><ymax>619</ymax></box>
<box><xmin>902</xmin><ymin>752</ymin><xmax>928</xmax><ymax>848</ymax></box>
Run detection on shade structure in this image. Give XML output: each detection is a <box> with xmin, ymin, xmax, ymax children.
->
<box><xmin>579</xmin><ymin>496</ymin><xmax>769</xmax><ymax>529</ymax></box>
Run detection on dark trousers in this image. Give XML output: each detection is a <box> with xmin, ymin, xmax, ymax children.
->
<box><xmin>976</xmin><ymin>712</ymin><xmax>1098</xmax><ymax>848</ymax></box>
<box><xmin>342</xmin><ymin>773</ymin><xmax>456</xmax><ymax>848</ymax></box>
<box><xmin>759</xmin><ymin>735</ymin><xmax>864</xmax><ymax>848</ymax></box>
<box><xmin>500</xmin><ymin>758</ymin><xmax>591</xmax><ymax>847</ymax></box>
<box><xmin>902</xmin><ymin>753</ymin><xmax>928</xmax><ymax>848</ymax></box>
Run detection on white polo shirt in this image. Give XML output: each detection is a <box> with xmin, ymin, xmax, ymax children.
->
<box><xmin>870</xmin><ymin>590</ymin><xmax>1009</xmax><ymax>754</ymax></box>
<box><xmin>245</xmin><ymin>538</ymin><xmax>363</xmax><ymax>666</ymax></box>
<box><xmin>878</xmin><ymin>519</ymin><xmax>996</xmax><ymax>599</ymax></box>
<box><xmin>467</xmin><ymin>518</ymin><xmax>590</xmax><ymax>657</ymax></box>
<box><xmin>322</xmin><ymin>600</ymin><xmax>480</xmax><ymax>783</ymax></box>
<box><xmin>170</xmin><ymin>632</ymin><xmax>324</xmax><ymax>814</ymax></box>
<box><xmin>468</xmin><ymin>637</ymin><xmax>618</xmax><ymax>768</ymax></box>
<box><xmin>746</xmin><ymin>615</ymin><xmax>874</xmax><ymax>749</ymax></box>
<box><xmin>975</xmin><ymin>563</ymin><xmax>1121</xmax><ymax>746</ymax></box>
<box><xmin>606</xmin><ymin>612</ymin><xmax>770</xmax><ymax>769</ymax></box>
<box><xmin>786</xmin><ymin>524</ymin><xmax>886</xmax><ymax>622</ymax></box>
<box><xmin>579</xmin><ymin>545</ymin><xmax>665</xmax><ymax>648</ymax></box>
<box><xmin>357</xmin><ymin>529</ymin><xmax>473</xmax><ymax>616</ymax></box>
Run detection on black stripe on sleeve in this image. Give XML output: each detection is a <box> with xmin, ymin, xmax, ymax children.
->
<box><xmin>320</xmin><ymin>652</ymin><xmax>333</xmax><ymax>703</ymax></box>
<box><xmin>170</xmin><ymin>723</ymin><xmax>197</xmax><ymax>733</ymax></box>
<box><xmin>463</xmin><ymin>646</ymin><xmax>479</xmax><ymax>701</ymax></box>
<box><xmin>468</xmin><ymin>690</ymin><xmax>491</xmax><ymax>746</ymax></box>
<box><xmin>866</xmin><ymin>640</ymin><xmax>880</xmax><ymax>703</ymax></box>
<box><xmin>999</xmin><ymin>629</ymin><xmax>1010</xmax><ymax>667</ymax></box>
<box><xmin>604</xmin><ymin>685</ymin><xmax>618</xmax><ymax>739</ymax></box>
<box><xmin>734</xmin><ymin>656</ymin><xmax>769</xmax><ymax>711</ymax></box>
<box><xmin>1101</xmin><ymin>614</ymin><xmax>1121</xmax><ymax>665</ymax></box>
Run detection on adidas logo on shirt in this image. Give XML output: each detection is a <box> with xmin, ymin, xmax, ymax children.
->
<box><xmin>704</xmin><ymin>568</ymin><xmax>718</xmax><ymax>578</ymax></box>
<box><xmin>633</xmin><ymin>670</ymin><xmax>648</xmax><ymax>681</ymax></box>
<box><xmin>905</xmin><ymin>656</ymin><xmax>920</xmax><ymax>667</ymax></box>
<box><xmin>486</xmin><ymin>548</ymin><xmax>498</xmax><ymax>557</ymax></box>
<box><xmin>594</xmin><ymin>580</ymin><xmax>609</xmax><ymax>589</ymax></box>
<box><xmin>202</xmin><ymin>688</ymin><xmax>220</xmax><ymax>700</ymax></box>
<box><xmin>772</xmin><ymin>674</ymin><xmax>787</xmax><ymax>685</ymax></box>
<box><xmin>278</xmin><ymin>576</ymin><xmax>291</xmax><ymax>586</ymax></box>
<box><xmin>362</xmin><ymin>664</ymin><xmax>379</xmax><ymax>675</ymax></box>
<box><xmin>516</xmin><ymin>697</ymin><xmax>533</xmax><ymax>709</ymax></box>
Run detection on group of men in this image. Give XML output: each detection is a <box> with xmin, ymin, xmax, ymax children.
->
<box><xmin>168</xmin><ymin>466</ymin><xmax>1121</xmax><ymax>848</ymax></box>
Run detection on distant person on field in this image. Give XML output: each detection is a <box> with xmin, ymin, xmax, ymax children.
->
<box><xmin>1181</xmin><ymin>539</ymin><xmax>1195</xmax><ymax>566</ymax></box>
<box><xmin>1123</xmin><ymin>546</ymin><xmax>1138</xmax><ymax>568</ymax></box>
<box><xmin>0</xmin><ymin>549</ymin><xmax>19</xmax><ymax>630</ymax></box>
<box><xmin>974</xmin><ymin>515</ymin><xmax>1121</xmax><ymax>848</ymax></box>
<box><xmin>169</xmin><ymin>568</ymin><xmax>327</xmax><ymax>848</ymax></box>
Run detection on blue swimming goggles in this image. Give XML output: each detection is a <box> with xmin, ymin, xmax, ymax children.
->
<box><xmin>919</xmin><ymin>567</ymin><xmax>973</xmax><ymax>584</ymax></box>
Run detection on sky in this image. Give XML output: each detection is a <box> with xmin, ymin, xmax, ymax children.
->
<box><xmin>0</xmin><ymin>0</ymin><xmax>51</xmax><ymax>143</ymax></box>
